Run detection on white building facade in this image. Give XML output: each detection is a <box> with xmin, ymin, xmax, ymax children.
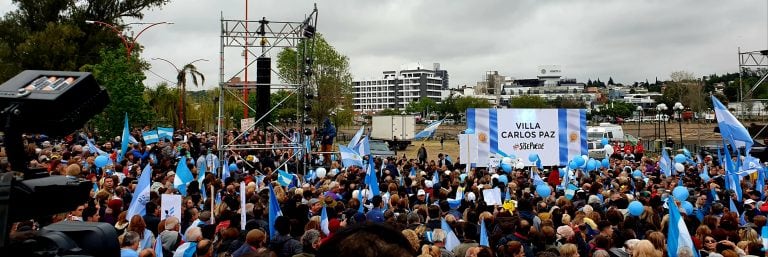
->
<box><xmin>353</xmin><ymin>63</ymin><xmax>447</xmax><ymax>113</ymax></box>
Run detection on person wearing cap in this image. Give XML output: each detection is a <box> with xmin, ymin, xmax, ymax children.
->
<box><xmin>413</xmin><ymin>189</ymin><xmax>427</xmax><ymax>205</ymax></box>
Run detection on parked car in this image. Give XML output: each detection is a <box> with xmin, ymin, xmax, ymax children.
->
<box><xmin>369</xmin><ymin>140</ymin><xmax>396</xmax><ymax>158</ymax></box>
<box><xmin>443</xmin><ymin>119</ymin><xmax>456</xmax><ymax>125</ymax></box>
<box><xmin>587</xmin><ymin>141</ymin><xmax>606</xmax><ymax>159</ymax></box>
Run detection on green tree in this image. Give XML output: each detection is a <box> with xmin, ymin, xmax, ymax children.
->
<box><xmin>0</xmin><ymin>0</ymin><xmax>171</xmax><ymax>81</ymax></box>
<box><xmin>174</xmin><ymin>63</ymin><xmax>205</xmax><ymax>129</ymax></box>
<box><xmin>608</xmin><ymin>77</ymin><xmax>614</xmax><ymax>85</ymax></box>
<box><xmin>508</xmin><ymin>95</ymin><xmax>550</xmax><ymax>108</ymax></box>
<box><xmin>405</xmin><ymin>98</ymin><xmax>437</xmax><ymax>117</ymax></box>
<box><xmin>455</xmin><ymin>96</ymin><xmax>492</xmax><ymax>115</ymax></box>
<box><xmin>550</xmin><ymin>97</ymin><xmax>587</xmax><ymax>108</ymax></box>
<box><xmin>276</xmin><ymin>34</ymin><xmax>353</xmax><ymax>126</ymax></box>
<box><xmin>378</xmin><ymin>109</ymin><xmax>402</xmax><ymax>116</ymax></box>
<box><xmin>144</xmin><ymin>82</ymin><xmax>178</xmax><ymax>127</ymax></box>
<box><xmin>271</xmin><ymin>89</ymin><xmax>299</xmax><ymax>122</ymax></box>
<box><xmin>82</xmin><ymin>47</ymin><xmax>151</xmax><ymax>137</ymax></box>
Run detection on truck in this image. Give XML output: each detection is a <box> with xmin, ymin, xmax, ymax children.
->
<box><xmin>371</xmin><ymin>115</ymin><xmax>416</xmax><ymax>150</ymax></box>
<box><xmin>587</xmin><ymin>122</ymin><xmax>625</xmax><ymax>142</ymax></box>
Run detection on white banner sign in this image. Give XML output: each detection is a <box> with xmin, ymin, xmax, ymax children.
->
<box><xmin>466</xmin><ymin>108</ymin><xmax>587</xmax><ymax>167</ymax></box>
<box><xmin>241</xmin><ymin>118</ymin><xmax>255</xmax><ymax>131</ymax></box>
<box><xmin>161</xmin><ymin>194</ymin><xmax>182</xmax><ymax>221</ymax></box>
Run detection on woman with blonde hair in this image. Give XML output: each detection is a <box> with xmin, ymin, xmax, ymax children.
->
<box><xmin>632</xmin><ymin>240</ymin><xmax>662</xmax><ymax>257</ymax></box>
<box><xmin>646</xmin><ymin>231</ymin><xmax>665</xmax><ymax>252</ymax></box>
<box><xmin>558</xmin><ymin>243</ymin><xmax>579</xmax><ymax>257</ymax></box>
<box><xmin>401</xmin><ymin>229</ymin><xmax>420</xmax><ymax>252</ymax></box>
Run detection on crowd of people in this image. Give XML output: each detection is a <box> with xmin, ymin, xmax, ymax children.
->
<box><xmin>5</xmin><ymin>125</ymin><xmax>767</xmax><ymax>257</ymax></box>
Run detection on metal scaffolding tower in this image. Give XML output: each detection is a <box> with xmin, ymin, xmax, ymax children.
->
<box><xmin>217</xmin><ymin>4</ymin><xmax>318</xmax><ymax>176</ymax></box>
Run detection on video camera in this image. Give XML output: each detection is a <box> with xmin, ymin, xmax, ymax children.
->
<box><xmin>0</xmin><ymin>70</ymin><xmax>117</xmax><ymax>256</ymax></box>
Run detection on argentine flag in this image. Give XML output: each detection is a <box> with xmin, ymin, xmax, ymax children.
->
<box><xmin>667</xmin><ymin>197</ymin><xmax>700</xmax><ymax>257</ymax></box>
<box><xmin>158</xmin><ymin>127</ymin><xmax>174</xmax><ymax>141</ymax></box>
<box><xmin>440</xmin><ymin>218</ymin><xmax>461</xmax><ymax>251</ymax></box>
<box><xmin>126</xmin><ymin>164</ymin><xmax>152</xmax><ymax>219</ymax></box>
<box><xmin>414</xmin><ymin>119</ymin><xmax>443</xmax><ymax>139</ymax></box>
<box><xmin>173</xmin><ymin>157</ymin><xmax>194</xmax><ymax>196</ymax></box>
<box><xmin>479</xmin><ymin>219</ymin><xmax>489</xmax><ymax>247</ymax></box>
<box><xmin>660</xmin><ymin>149</ymin><xmax>672</xmax><ymax>177</ymax></box>
<box><xmin>268</xmin><ymin>184</ymin><xmax>283</xmax><ymax>237</ymax></box>
<box><xmin>348</xmin><ymin>126</ymin><xmax>364</xmax><ymax>149</ymax></box>
<box><xmin>117</xmin><ymin>113</ymin><xmax>131</xmax><ymax>162</ymax></box>
<box><xmin>712</xmin><ymin>96</ymin><xmax>754</xmax><ymax>154</ymax></box>
<box><xmin>339</xmin><ymin>144</ymin><xmax>364</xmax><ymax>167</ymax></box>
<box><xmin>320</xmin><ymin>205</ymin><xmax>330</xmax><ymax>236</ymax></box>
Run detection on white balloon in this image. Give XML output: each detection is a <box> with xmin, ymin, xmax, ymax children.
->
<box><xmin>316</xmin><ymin>167</ymin><xmax>327</xmax><ymax>178</ymax></box>
<box><xmin>674</xmin><ymin>163</ymin><xmax>685</xmax><ymax>172</ymax></box>
<box><xmin>329</xmin><ymin>168</ymin><xmax>339</xmax><ymax>177</ymax></box>
<box><xmin>604</xmin><ymin>145</ymin><xmax>614</xmax><ymax>155</ymax></box>
<box><xmin>502</xmin><ymin>157</ymin><xmax>513</xmax><ymax>164</ymax></box>
<box><xmin>515</xmin><ymin>162</ymin><xmax>525</xmax><ymax>170</ymax></box>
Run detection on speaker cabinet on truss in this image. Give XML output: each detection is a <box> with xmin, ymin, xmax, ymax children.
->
<box><xmin>256</xmin><ymin>57</ymin><xmax>271</xmax><ymax>125</ymax></box>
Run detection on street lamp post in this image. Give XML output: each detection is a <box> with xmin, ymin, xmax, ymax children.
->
<box><xmin>636</xmin><ymin>106</ymin><xmax>643</xmax><ymax>139</ymax></box>
<box><xmin>657</xmin><ymin>103</ymin><xmax>668</xmax><ymax>148</ymax></box>
<box><xmin>152</xmin><ymin>58</ymin><xmax>209</xmax><ymax>129</ymax></box>
<box><xmin>86</xmin><ymin>20</ymin><xmax>173</xmax><ymax>60</ymax></box>
<box><xmin>674</xmin><ymin>102</ymin><xmax>685</xmax><ymax>149</ymax></box>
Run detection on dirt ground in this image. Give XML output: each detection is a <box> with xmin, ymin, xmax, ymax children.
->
<box><xmin>397</xmin><ymin>138</ymin><xmax>460</xmax><ymax>162</ymax></box>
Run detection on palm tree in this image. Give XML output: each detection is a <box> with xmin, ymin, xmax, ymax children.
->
<box><xmin>152</xmin><ymin>58</ymin><xmax>208</xmax><ymax>129</ymax></box>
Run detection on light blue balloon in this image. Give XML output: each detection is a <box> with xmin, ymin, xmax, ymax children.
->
<box><xmin>586</xmin><ymin>160</ymin><xmax>597</xmax><ymax>171</ymax></box>
<box><xmin>601</xmin><ymin>159</ymin><xmax>610</xmax><ymax>169</ymax></box>
<box><xmin>699</xmin><ymin>171</ymin><xmax>710</xmax><ymax>182</ymax></box>
<box><xmin>674</xmin><ymin>154</ymin><xmax>687</xmax><ymax>164</ymax></box>
<box><xmin>673</xmin><ymin>186</ymin><xmax>689</xmax><ymax>201</ymax></box>
<box><xmin>628</xmin><ymin>201</ymin><xmax>644</xmax><ymax>217</ymax></box>
<box><xmin>559</xmin><ymin>169</ymin><xmax>566</xmax><ymax>177</ymax></box>
<box><xmin>568</xmin><ymin>161</ymin><xmax>579</xmax><ymax>170</ymax></box>
<box><xmin>573</xmin><ymin>155</ymin><xmax>585</xmax><ymax>167</ymax></box>
<box><xmin>500</xmin><ymin>163</ymin><xmax>512</xmax><ymax>173</ymax></box>
<box><xmin>681</xmin><ymin>201</ymin><xmax>694</xmax><ymax>215</ymax></box>
<box><xmin>601</xmin><ymin>138</ymin><xmax>609</xmax><ymax>146</ymax></box>
<box><xmin>536</xmin><ymin>184</ymin><xmax>551</xmax><ymax>197</ymax></box>
<box><xmin>528</xmin><ymin>153</ymin><xmax>539</xmax><ymax>162</ymax></box>
<box><xmin>228</xmin><ymin>163</ymin><xmax>238</xmax><ymax>172</ymax></box>
<box><xmin>94</xmin><ymin>155</ymin><xmax>109</xmax><ymax>168</ymax></box>
<box><xmin>633</xmin><ymin>170</ymin><xmax>643</xmax><ymax>178</ymax></box>
<box><xmin>497</xmin><ymin>175</ymin><xmax>508</xmax><ymax>184</ymax></box>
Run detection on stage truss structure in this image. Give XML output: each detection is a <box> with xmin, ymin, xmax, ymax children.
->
<box><xmin>217</xmin><ymin>4</ymin><xmax>318</xmax><ymax>176</ymax></box>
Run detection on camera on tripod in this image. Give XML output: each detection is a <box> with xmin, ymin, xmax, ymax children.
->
<box><xmin>0</xmin><ymin>70</ymin><xmax>117</xmax><ymax>256</ymax></box>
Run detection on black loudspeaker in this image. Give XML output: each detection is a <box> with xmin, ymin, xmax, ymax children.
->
<box><xmin>256</xmin><ymin>57</ymin><xmax>271</xmax><ymax>123</ymax></box>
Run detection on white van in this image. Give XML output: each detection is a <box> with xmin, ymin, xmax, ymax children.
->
<box><xmin>587</xmin><ymin>123</ymin><xmax>625</xmax><ymax>142</ymax></box>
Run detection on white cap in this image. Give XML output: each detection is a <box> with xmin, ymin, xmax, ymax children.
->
<box><xmin>466</xmin><ymin>192</ymin><xmax>476</xmax><ymax>201</ymax></box>
<box><xmin>417</xmin><ymin>189</ymin><xmax>426</xmax><ymax>196</ymax></box>
<box><xmin>444</xmin><ymin>170</ymin><xmax>451</xmax><ymax>176</ymax></box>
<box><xmin>745</xmin><ymin>199</ymin><xmax>756</xmax><ymax>205</ymax></box>
<box><xmin>425</xmin><ymin>180</ymin><xmax>434</xmax><ymax>188</ymax></box>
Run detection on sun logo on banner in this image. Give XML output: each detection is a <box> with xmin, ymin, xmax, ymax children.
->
<box><xmin>478</xmin><ymin>132</ymin><xmax>488</xmax><ymax>143</ymax></box>
<box><xmin>569</xmin><ymin>132</ymin><xmax>578</xmax><ymax>143</ymax></box>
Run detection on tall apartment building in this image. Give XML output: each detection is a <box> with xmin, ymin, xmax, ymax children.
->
<box><xmin>353</xmin><ymin>63</ymin><xmax>447</xmax><ymax>113</ymax></box>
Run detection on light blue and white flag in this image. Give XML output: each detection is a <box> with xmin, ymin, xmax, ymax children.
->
<box><xmin>661</xmin><ymin>149</ymin><xmax>672</xmax><ymax>177</ymax></box>
<box><xmin>126</xmin><ymin>164</ymin><xmax>152</xmax><ymax>219</ymax></box>
<box><xmin>86</xmin><ymin>139</ymin><xmax>108</xmax><ymax>156</ymax></box>
<box><xmin>365</xmin><ymin>154</ymin><xmax>381</xmax><ymax>198</ymax></box>
<box><xmin>155</xmin><ymin>234</ymin><xmax>164</xmax><ymax>257</ymax></box>
<box><xmin>441</xmin><ymin>218</ymin><xmax>461</xmax><ymax>252</ymax></box>
<box><xmin>532</xmin><ymin>170</ymin><xmax>545</xmax><ymax>186</ymax></box>
<box><xmin>173</xmin><ymin>157</ymin><xmax>194</xmax><ymax>196</ymax></box>
<box><xmin>277</xmin><ymin>169</ymin><xmax>294</xmax><ymax>188</ymax></box>
<box><xmin>480</xmin><ymin>219</ymin><xmax>489</xmax><ymax>247</ymax></box>
<box><xmin>268</xmin><ymin>184</ymin><xmax>283</xmax><ymax>238</ymax></box>
<box><xmin>667</xmin><ymin>197</ymin><xmax>700</xmax><ymax>257</ymax></box>
<box><xmin>761</xmin><ymin>225</ymin><xmax>768</xmax><ymax>251</ymax></box>
<box><xmin>432</xmin><ymin>171</ymin><xmax>440</xmax><ymax>188</ymax></box>
<box><xmin>357</xmin><ymin>136</ymin><xmax>371</xmax><ymax>157</ymax></box>
<box><xmin>117</xmin><ymin>113</ymin><xmax>131</xmax><ymax>162</ymax></box>
<box><xmin>339</xmin><ymin>144</ymin><xmax>364</xmax><ymax>167</ymax></box>
<box><xmin>713</xmin><ymin>96</ymin><xmax>754</xmax><ymax>155</ymax></box>
<box><xmin>240</xmin><ymin>181</ymin><xmax>246</xmax><ymax>230</ymax></box>
<box><xmin>320</xmin><ymin>205</ymin><xmax>330</xmax><ymax>236</ymax></box>
<box><xmin>158</xmin><ymin>127</ymin><xmax>174</xmax><ymax>141</ymax></box>
<box><xmin>414</xmin><ymin>119</ymin><xmax>443</xmax><ymax>139</ymax></box>
<box><xmin>348</xmin><ymin>126</ymin><xmax>364</xmax><ymax>149</ymax></box>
